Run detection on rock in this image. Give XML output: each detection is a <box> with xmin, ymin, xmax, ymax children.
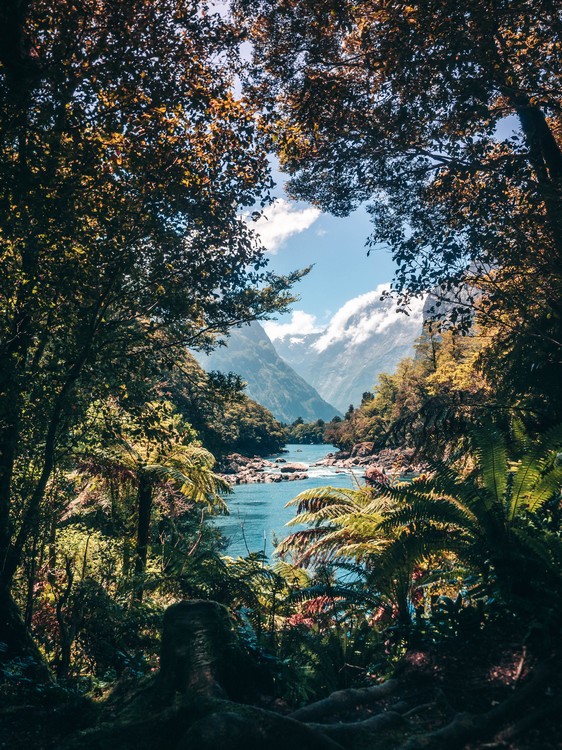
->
<box><xmin>365</xmin><ymin>466</ymin><xmax>390</xmax><ymax>486</ymax></box>
<box><xmin>350</xmin><ymin>442</ymin><xmax>375</xmax><ymax>458</ymax></box>
<box><xmin>218</xmin><ymin>454</ymin><xmax>317</xmax><ymax>485</ymax></box>
<box><xmin>315</xmin><ymin>446</ymin><xmax>424</xmax><ymax>476</ymax></box>
<box><xmin>280</xmin><ymin>463</ymin><xmax>308</xmax><ymax>473</ymax></box>
<box><xmin>220</xmin><ymin>453</ymin><xmax>275</xmax><ymax>475</ymax></box>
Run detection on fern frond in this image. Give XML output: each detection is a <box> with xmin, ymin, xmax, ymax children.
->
<box><xmin>272</xmin><ymin>560</ymin><xmax>312</xmax><ymax>587</ymax></box>
<box><xmin>286</xmin><ymin>486</ymin><xmax>369</xmax><ymax>513</ymax></box>
<box><xmin>380</xmin><ymin>497</ymin><xmax>478</xmax><ymax>535</ymax></box>
<box><xmin>471</xmin><ymin>425</ymin><xmax>507</xmax><ymax>507</ymax></box>
<box><xmin>510</xmin><ymin>423</ymin><xmax>562</xmax><ymax>519</ymax></box>
<box><xmin>524</xmin><ymin>467</ymin><xmax>562</xmax><ymax>513</ymax></box>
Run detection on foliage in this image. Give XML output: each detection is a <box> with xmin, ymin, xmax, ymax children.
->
<box><xmin>285</xmin><ymin>419</ymin><xmax>327</xmax><ymax>445</ymax></box>
<box><xmin>377</xmin><ymin>422</ymin><xmax>562</xmax><ymax>612</ymax></box>
<box><xmin>159</xmin><ymin>351</ymin><xmax>288</xmax><ymax>457</ymax></box>
<box><xmin>279</xmin><ymin>422</ymin><xmax>562</xmax><ymax>635</ymax></box>
<box><xmin>0</xmin><ymin>0</ymin><xmax>304</xmax><ymax>667</ymax></box>
<box><xmin>2</xmin><ymin>0</ymin><xmax>562</xmax><ymax>715</ymax></box>
<box><xmin>325</xmin><ymin>328</ymin><xmax>491</xmax><ymax>457</ymax></box>
<box><xmin>237</xmin><ymin>0</ymin><xmax>562</xmax><ymax>421</ymax></box>
<box><xmin>79</xmin><ymin>398</ymin><xmax>230</xmax><ymax>512</ymax></box>
<box><xmin>277</xmin><ymin>484</ymin><xmax>422</xmax><ymax>625</ymax></box>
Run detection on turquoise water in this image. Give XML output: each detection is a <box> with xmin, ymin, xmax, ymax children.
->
<box><xmin>216</xmin><ymin>444</ymin><xmax>363</xmax><ymax>558</ymax></box>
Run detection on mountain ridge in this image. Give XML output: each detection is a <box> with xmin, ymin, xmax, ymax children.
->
<box><xmin>195</xmin><ymin>321</ymin><xmax>341</xmax><ymax>424</ymax></box>
<box><xmin>268</xmin><ymin>289</ymin><xmax>425</xmax><ymax>412</ymax></box>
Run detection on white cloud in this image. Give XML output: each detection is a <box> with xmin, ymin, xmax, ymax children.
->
<box><xmin>264</xmin><ymin>287</ymin><xmax>425</xmax><ymax>352</ymax></box>
<box><xmin>312</xmin><ymin>285</ymin><xmax>425</xmax><ymax>353</ymax></box>
<box><xmin>263</xmin><ymin>310</ymin><xmax>322</xmax><ymax>341</ymax></box>
<box><xmin>246</xmin><ymin>199</ymin><xmax>321</xmax><ymax>254</ymax></box>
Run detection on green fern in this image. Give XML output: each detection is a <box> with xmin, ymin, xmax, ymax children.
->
<box><xmin>281</xmin><ymin>421</ymin><xmax>562</xmax><ymax>622</ymax></box>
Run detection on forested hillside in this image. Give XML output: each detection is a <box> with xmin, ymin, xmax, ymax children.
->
<box><xmin>196</xmin><ymin>321</ymin><xmax>341</xmax><ymax>423</ymax></box>
<box><xmin>166</xmin><ymin>351</ymin><xmax>287</xmax><ymax>458</ymax></box>
<box><xmin>322</xmin><ymin>327</ymin><xmax>489</xmax><ymax>454</ymax></box>
<box><xmin>1</xmin><ymin>2</ymin><xmax>562</xmax><ymax>749</ymax></box>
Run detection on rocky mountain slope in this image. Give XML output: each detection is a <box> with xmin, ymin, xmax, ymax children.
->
<box><xmin>270</xmin><ymin>288</ymin><xmax>425</xmax><ymax>412</ymax></box>
<box><xmin>195</xmin><ymin>322</ymin><xmax>340</xmax><ymax>424</ymax></box>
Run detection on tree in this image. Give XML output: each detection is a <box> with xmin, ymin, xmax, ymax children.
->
<box><xmin>323</xmin><ymin>327</ymin><xmax>495</xmax><ymax>457</ymax></box>
<box><xmin>0</xmin><ymin>0</ymin><xmax>302</xmax><ymax>670</ymax></box>
<box><xmin>280</xmin><ymin>422</ymin><xmax>562</xmax><ymax>627</ymax></box>
<box><xmin>277</xmin><ymin>485</ymin><xmax>418</xmax><ymax>625</ymax></box>
<box><xmin>78</xmin><ymin>400</ymin><xmax>229</xmax><ymax>602</ymax></box>
<box><xmin>378</xmin><ymin>422</ymin><xmax>562</xmax><ymax>611</ymax></box>
<box><xmin>237</xmin><ymin>0</ymin><xmax>562</xmax><ymax>417</ymax></box>
<box><xmin>285</xmin><ymin>419</ymin><xmax>326</xmax><ymax>444</ymax></box>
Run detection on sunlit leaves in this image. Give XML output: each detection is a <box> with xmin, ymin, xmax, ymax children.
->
<box><xmin>237</xmin><ymin>0</ymin><xmax>562</xmax><ymax>420</ymax></box>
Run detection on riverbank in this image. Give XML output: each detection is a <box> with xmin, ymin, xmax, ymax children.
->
<box><xmin>218</xmin><ymin>442</ymin><xmax>423</xmax><ymax>485</ymax></box>
<box><xmin>215</xmin><ymin>444</ymin><xmax>356</xmax><ymax>557</ymax></box>
<box><xmin>317</xmin><ymin>442</ymin><xmax>424</xmax><ymax>475</ymax></box>
<box><xmin>218</xmin><ymin>453</ymin><xmax>309</xmax><ymax>485</ymax></box>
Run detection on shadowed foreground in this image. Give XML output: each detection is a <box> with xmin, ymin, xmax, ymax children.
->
<box><xmin>1</xmin><ymin>600</ymin><xmax>560</xmax><ymax>750</ymax></box>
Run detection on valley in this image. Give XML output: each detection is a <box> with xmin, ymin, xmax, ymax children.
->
<box><xmin>198</xmin><ymin>287</ymin><xmax>425</xmax><ymax>420</ymax></box>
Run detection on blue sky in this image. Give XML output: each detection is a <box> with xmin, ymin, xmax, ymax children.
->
<box><xmin>251</xmin><ymin>113</ymin><xmax>521</xmax><ymax>341</ymax></box>
<box><xmin>246</xmin><ymin>189</ymin><xmax>397</xmax><ymax>337</ymax></box>
<box><xmin>245</xmin><ymin>116</ymin><xmax>519</xmax><ymax>337</ymax></box>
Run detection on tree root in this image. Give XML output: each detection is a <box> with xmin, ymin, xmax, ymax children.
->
<box><xmin>289</xmin><ymin>678</ymin><xmax>400</xmax><ymax>722</ymax></box>
<box><xmin>54</xmin><ymin>602</ymin><xmax>561</xmax><ymax>750</ymax></box>
<box><xmin>396</xmin><ymin>657</ymin><xmax>557</xmax><ymax>750</ymax></box>
<box><xmin>497</xmin><ymin>693</ymin><xmax>562</xmax><ymax>742</ymax></box>
<box><xmin>180</xmin><ymin>708</ymin><xmax>346</xmax><ymax>750</ymax></box>
<box><xmin>63</xmin><ymin>700</ymin><xmax>347</xmax><ymax>750</ymax></box>
<box><xmin>306</xmin><ymin>709</ymin><xmax>407</xmax><ymax>744</ymax></box>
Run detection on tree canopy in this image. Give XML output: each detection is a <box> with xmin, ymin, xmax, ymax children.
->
<box><xmin>0</xmin><ymin>0</ymin><xmax>302</xmax><ymax>666</ymax></box>
<box><xmin>237</xmin><ymin>0</ymin><xmax>562</xmax><ymax>418</ymax></box>
<box><xmin>1</xmin><ymin>6</ymin><xmax>562</xmax><ymax>746</ymax></box>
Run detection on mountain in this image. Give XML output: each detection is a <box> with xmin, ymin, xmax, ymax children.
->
<box><xmin>195</xmin><ymin>322</ymin><xmax>341</xmax><ymax>424</ymax></box>
<box><xmin>268</xmin><ymin>287</ymin><xmax>424</xmax><ymax>413</ymax></box>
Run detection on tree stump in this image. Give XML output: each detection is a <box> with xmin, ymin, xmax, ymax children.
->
<box><xmin>158</xmin><ymin>600</ymin><xmax>239</xmax><ymax>700</ymax></box>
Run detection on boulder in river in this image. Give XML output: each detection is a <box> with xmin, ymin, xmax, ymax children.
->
<box><xmin>351</xmin><ymin>441</ymin><xmax>375</xmax><ymax>458</ymax></box>
<box><xmin>279</xmin><ymin>463</ymin><xmax>308</xmax><ymax>473</ymax></box>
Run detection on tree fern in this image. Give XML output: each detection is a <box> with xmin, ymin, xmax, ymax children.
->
<box><xmin>281</xmin><ymin>421</ymin><xmax>562</xmax><ymax>622</ymax></box>
<box><xmin>470</xmin><ymin>425</ymin><xmax>508</xmax><ymax>509</ymax></box>
<box><xmin>508</xmin><ymin>423</ymin><xmax>562</xmax><ymax>519</ymax></box>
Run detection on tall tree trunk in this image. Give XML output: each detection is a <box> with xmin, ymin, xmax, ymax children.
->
<box><xmin>0</xmin><ymin>366</ymin><xmax>78</xmax><ymax>591</ymax></box>
<box><xmin>24</xmin><ymin>532</ymin><xmax>39</xmax><ymax>628</ymax></box>
<box><xmin>512</xmin><ymin>98</ymin><xmax>562</xmax><ymax>259</ymax></box>
<box><xmin>490</xmin><ymin>17</ymin><xmax>562</xmax><ymax>263</ymax></box>
<box><xmin>55</xmin><ymin>558</ymin><xmax>75</xmax><ymax>681</ymax></box>
<box><xmin>0</xmin><ymin>585</ymin><xmax>52</xmax><ymax>682</ymax></box>
<box><xmin>134</xmin><ymin>473</ymin><xmax>153</xmax><ymax>602</ymax></box>
<box><xmin>0</xmin><ymin>347</ymin><xmax>94</xmax><ymax>675</ymax></box>
<box><xmin>0</xmin><ymin>409</ymin><xmax>19</xmax><ymax>581</ymax></box>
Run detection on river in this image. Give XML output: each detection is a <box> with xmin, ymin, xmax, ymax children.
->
<box><xmin>215</xmin><ymin>444</ymin><xmax>363</xmax><ymax>558</ymax></box>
